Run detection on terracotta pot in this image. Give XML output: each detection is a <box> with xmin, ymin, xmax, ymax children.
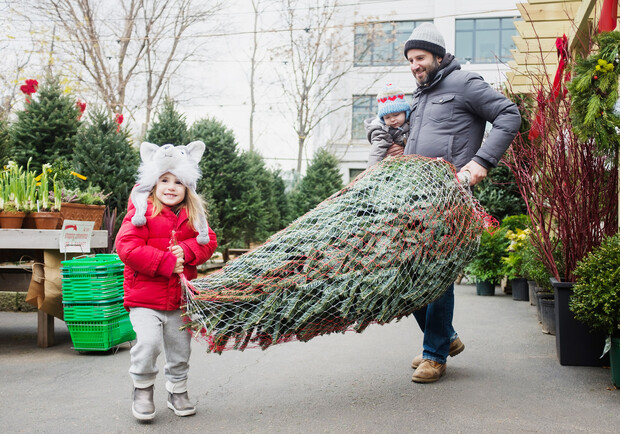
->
<box><xmin>60</xmin><ymin>203</ymin><xmax>106</xmax><ymax>230</ymax></box>
<box><xmin>30</xmin><ymin>211</ymin><xmax>61</xmax><ymax>230</ymax></box>
<box><xmin>0</xmin><ymin>211</ymin><xmax>26</xmax><ymax>229</ymax></box>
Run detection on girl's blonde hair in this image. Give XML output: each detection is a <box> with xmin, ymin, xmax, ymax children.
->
<box><xmin>150</xmin><ymin>186</ymin><xmax>208</xmax><ymax>232</ymax></box>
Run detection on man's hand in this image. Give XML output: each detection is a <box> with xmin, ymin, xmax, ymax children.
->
<box><xmin>458</xmin><ymin>160</ymin><xmax>488</xmax><ymax>186</ymax></box>
<box><xmin>386</xmin><ymin>143</ymin><xmax>404</xmax><ymax>157</ymax></box>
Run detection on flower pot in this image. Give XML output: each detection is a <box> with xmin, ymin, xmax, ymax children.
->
<box><xmin>611</xmin><ymin>337</ymin><xmax>620</xmax><ymax>387</ymax></box>
<box><xmin>539</xmin><ymin>293</ymin><xmax>556</xmax><ymax>335</ymax></box>
<box><xmin>551</xmin><ymin>278</ymin><xmax>608</xmax><ymax>366</ymax></box>
<box><xmin>22</xmin><ymin>213</ymin><xmax>36</xmax><ymax>229</ymax></box>
<box><xmin>476</xmin><ymin>280</ymin><xmax>495</xmax><ymax>296</ymax></box>
<box><xmin>527</xmin><ymin>280</ymin><xmax>537</xmax><ymax>306</ymax></box>
<box><xmin>0</xmin><ymin>211</ymin><xmax>26</xmax><ymax>229</ymax></box>
<box><xmin>511</xmin><ymin>277</ymin><xmax>529</xmax><ymax>301</ymax></box>
<box><xmin>60</xmin><ymin>203</ymin><xmax>106</xmax><ymax>230</ymax></box>
<box><xmin>31</xmin><ymin>211</ymin><xmax>61</xmax><ymax>230</ymax></box>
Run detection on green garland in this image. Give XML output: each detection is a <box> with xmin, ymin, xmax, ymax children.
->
<box><xmin>567</xmin><ymin>31</ymin><xmax>620</xmax><ymax>155</ymax></box>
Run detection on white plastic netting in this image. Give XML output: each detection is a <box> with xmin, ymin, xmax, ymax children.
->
<box><xmin>181</xmin><ymin>155</ymin><xmax>496</xmax><ymax>353</ymax></box>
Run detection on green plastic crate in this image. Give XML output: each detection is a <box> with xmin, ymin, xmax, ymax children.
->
<box><xmin>61</xmin><ymin>254</ymin><xmax>125</xmax><ymax>302</ymax></box>
<box><xmin>66</xmin><ymin>313</ymin><xmax>135</xmax><ymax>351</ymax></box>
<box><xmin>62</xmin><ymin>280</ymin><xmax>124</xmax><ymax>302</ymax></box>
<box><xmin>61</xmin><ymin>254</ymin><xmax>124</xmax><ymax>279</ymax></box>
<box><xmin>63</xmin><ymin>298</ymin><xmax>126</xmax><ymax>321</ymax></box>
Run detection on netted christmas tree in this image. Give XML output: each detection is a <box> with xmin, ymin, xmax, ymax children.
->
<box><xmin>10</xmin><ymin>76</ymin><xmax>80</xmax><ymax>168</ymax></box>
<box><xmin>182</xmin><ymin>155</ymin><xmax>495</xmax><ymax>353</ymax></box>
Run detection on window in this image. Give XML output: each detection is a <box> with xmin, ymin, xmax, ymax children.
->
<box><xmin>354</xmin><ymin>20</ymin><xmax>430</xmax><ymax>66</ymax></box>
<box><xmin>349</xmin><ymin>168</ymin><xmax>365</xmax><ymax>180</ymax></box>
<box><xmin>455</xmin><ymin>17</ymin><xmax>518</xmax><ymax>64</ymax></box>
<box><xmin>351</xmin><ymin>95</ymin><xmax>376</xmax><ymax>140</ymax></box>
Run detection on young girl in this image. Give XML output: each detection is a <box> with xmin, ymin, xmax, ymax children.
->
<box><xmin>116</xmin><ymin>141</ymin><xmax>217</xmax><ymax>421</ymax></box>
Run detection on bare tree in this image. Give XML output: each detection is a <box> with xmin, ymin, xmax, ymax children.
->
<box><xmin>40</xmin><ymin>0</ymin><xmax>222</xmax><ymax>128</ymax></box>
<box><xmin>248</xmin><ymin>0</ymin><xmax>270</xmax><ymax>152</ymax></box>
<box><xmin>273</xmin><ymin>0</ymin><xmax>355</xmax><ymax>173</ymax></box>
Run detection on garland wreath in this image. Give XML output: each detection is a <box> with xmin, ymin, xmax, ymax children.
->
<box><xmin>567</xmin><ymin>31</ymin><xmax>620</xmax><ymax>155</ymax></box>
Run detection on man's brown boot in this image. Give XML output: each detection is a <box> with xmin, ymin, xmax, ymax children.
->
<box><xmin>411</xmin><ymin>337</ymin><xmax>465</xmax><ymax>369</ymax></box>
<box><xmin>411</xmin><ymin>359</ymin><xmax>446</xmax><ymax>383</ymax></box>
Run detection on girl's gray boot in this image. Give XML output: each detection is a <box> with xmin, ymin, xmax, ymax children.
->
<box><xmin>132</xmin><ymin>385</ymin><xmax>156</xmax><ymax>421</ymax></box>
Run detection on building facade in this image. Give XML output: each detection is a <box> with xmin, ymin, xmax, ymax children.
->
<box><xmin>321</xmin><ymin>0</ymin><xmax>521</xmax><ymax>184</ymax></box>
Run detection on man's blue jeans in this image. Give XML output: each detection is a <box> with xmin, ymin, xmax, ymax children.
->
<box><xmin>413</xmin><ymin>283</ymin><xmax>456</xmax><ymax>364</ymax></box>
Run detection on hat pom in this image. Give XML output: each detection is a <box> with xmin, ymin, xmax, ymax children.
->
<box><xmin>196</xmin><ymin>231</ymin><xmax>210</xmax><ymax>245</ymax></box>
<box><xmin>131</xmin><ymin>214</ymin><xmax>147</xmax><ymax>226</ymax></box>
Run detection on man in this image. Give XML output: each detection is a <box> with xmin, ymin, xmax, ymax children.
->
<box><xmin>402</xmin><ymin>23</ymin><xmax>521</xmax><ymax>383</ymax></box>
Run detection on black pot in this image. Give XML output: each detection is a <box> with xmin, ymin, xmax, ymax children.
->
<box><xmin>551</xmin><ymin>278</ymin><xmax>609</xmax><ymax>366</ymax></box>
<box><xmin>476</xmin><ymin>280</ymin><xmax>495</xmax><ymax>296</ymax></box>
<box><xmin>539</xmin><ymin>294</ymin><xmax>556</xmax><ymax>335</ymax></box>
<box><xmin>611</xmin><ymin>337</ymin><xmax>620</xmax><ymax>387</ymax></box>
<box><xmin>528</xmin><ymin>280</ymin><xmax>537</xmax><ymax>306</ymax></box>
<box><xmin>511</xmin><ymin>278</ymin><xmax>529</xmax><ymax>301</ymax></box>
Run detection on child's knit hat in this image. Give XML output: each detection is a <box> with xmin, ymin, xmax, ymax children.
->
<box><xmin>376</xmin><ymin>83</ymin><xmax>410</xmax><ymax>121</ymax></box>
<box><xmin>130</xmin><ymin>141</ymin><xmax>210</xmax><ymax>244</ymax></box>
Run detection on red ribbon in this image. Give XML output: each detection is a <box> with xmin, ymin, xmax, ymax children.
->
<box><xmin>598</xmin><ymin>0</ymin><xmax>618</xmax><ymax>32</ymax></box>
<box><xmin>528</xmin><ymin>35</ymin><xmax>570</xmax><ymax>141</ymax></box>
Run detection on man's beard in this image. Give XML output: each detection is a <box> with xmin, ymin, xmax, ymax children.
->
<box><xmin>416</xmin><ymin>57</ymin><xmax>441</xmax><ymax>86</ymax></box>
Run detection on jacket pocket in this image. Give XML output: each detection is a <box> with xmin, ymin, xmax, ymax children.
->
<box><xmin>428</xmin><ymin>94</ymin><xmax>455</xmax><ymax>122</ymax></box>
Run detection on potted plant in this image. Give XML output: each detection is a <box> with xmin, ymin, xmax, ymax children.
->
<box><xmin>59</xmin><ymin>183</ymin><xmax>109</xmax><ymax>230</ymax></box>
<box><xmin>0</xmin><ymin>160</ymin><xmax>28</xmax><ymax>228</ymax></box>
<box><xmin>521</xmin><ymin>233</ymin><xmax>559</xmax><ymax>334</ymax></box>
<box><xmin>465</xmin><ymin>226</ymin><xmax>508</xmax><ymax>296</ymax></box>
<box><xmin>502</xmin><ymin>227</ymin><xmax>531</xmax><ymax>301</ymax></box>
<box><xmin>28</xmin><ymin>164</ymin><xmax>62</xmax><ymax>229</ymax></box>
<box><xmin>506</xmin><ymin>33</ymin><xmax>618</xmax><ymax>362</ymax></box>
<box><xmin>498</xmin><ymin>214</ymin><xmax>529</xmax><ymax>299</ymax></box>
<box><xmin>570</xmin><ymin>233</ymin><xmax>620</xmax><ymax>386</ymax></box>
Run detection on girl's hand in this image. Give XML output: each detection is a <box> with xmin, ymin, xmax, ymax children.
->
<box><xmin>173</xmin><ymin>257</ymin><xmax>184</xmax><ymax>274</ymax></box>
<box><xmin>171</xmin><ymin>244</ymin><xmax>184</xmax><ymax>260</ymax></box>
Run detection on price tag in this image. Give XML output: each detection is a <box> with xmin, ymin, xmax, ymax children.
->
<box><xmin>59</xmin><ymin>220</ymin><xmax>95</xmax><ymax>253</ymax></box>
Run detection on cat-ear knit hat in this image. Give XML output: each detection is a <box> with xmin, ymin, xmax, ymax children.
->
<box><xmin>130</xmin><ymin>141</ymin><xmax>210</xmax><ymax>244</ymax></box>
<box><xmin>376</xmin><ymin>83</ymin><xmax>410</xmax><ymax>121</ymax></box>
<box><xmin>403</xmin><ymin>22</ymin><xmax>446</xmax><ymax>59</ymax></box>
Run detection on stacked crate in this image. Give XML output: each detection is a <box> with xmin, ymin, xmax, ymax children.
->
<box><xmin>61</xmin><ymin>254</ymin><xmax>135</xmax><ymax>351</ymax></box>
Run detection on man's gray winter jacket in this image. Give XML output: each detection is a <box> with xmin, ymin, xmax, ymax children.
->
<box><xmin>404</xmin><ymin>55</ymin><xmax>521</xmax><ymax>170</ymax></box>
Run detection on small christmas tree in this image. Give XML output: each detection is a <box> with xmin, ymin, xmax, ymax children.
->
<box><xmin>289</xmin><ymin>148</ymin><xmax>343</xmax><ymax>220</ymax></box>
<box><xmin>72</xmin><ymin>107</ymin><xmax>139</xmax><ymax>223</ymax></box>
<box><xmin>0</xmin><ymin>118</ymin><xmax>10</xmax><ymax>167</ymax></box>
<box><xmin>11</xmin><ymin>76</ymin><xmax>80</xmax><ymax>168</ymax></box>
<box><xmin>144</xmin><ymin>97</ymin><xmax>190</xmax><ymax>146</ymax></box>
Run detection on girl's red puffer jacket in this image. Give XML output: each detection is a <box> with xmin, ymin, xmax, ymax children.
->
<box><xmin>115</xmin><ymin>199</ymin><xmax>217</xmax><ymax>311</ymax></box>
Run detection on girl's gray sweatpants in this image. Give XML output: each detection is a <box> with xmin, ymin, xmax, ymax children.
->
<box><xmin>129</xmin><ymin>307</ymin><xmax>191</xmax><ymax>393</ymax></box>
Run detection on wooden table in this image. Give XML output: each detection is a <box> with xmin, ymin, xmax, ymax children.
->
<box><xmin>0</xmin><ymin>229</ymin><xmax>108</xmax><ymax>347</ymax></box>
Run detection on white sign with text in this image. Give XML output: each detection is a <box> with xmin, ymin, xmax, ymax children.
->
<box><xmin>59</xmin><ymin>220</ymin><xmax>95</xmax><ymax>253</ymax></box>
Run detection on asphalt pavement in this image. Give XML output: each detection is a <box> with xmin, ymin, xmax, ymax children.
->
<box><xmin>1</xmin><ymin>283</ymin><xmax>619</xmax><ymax>433</ymax></box>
